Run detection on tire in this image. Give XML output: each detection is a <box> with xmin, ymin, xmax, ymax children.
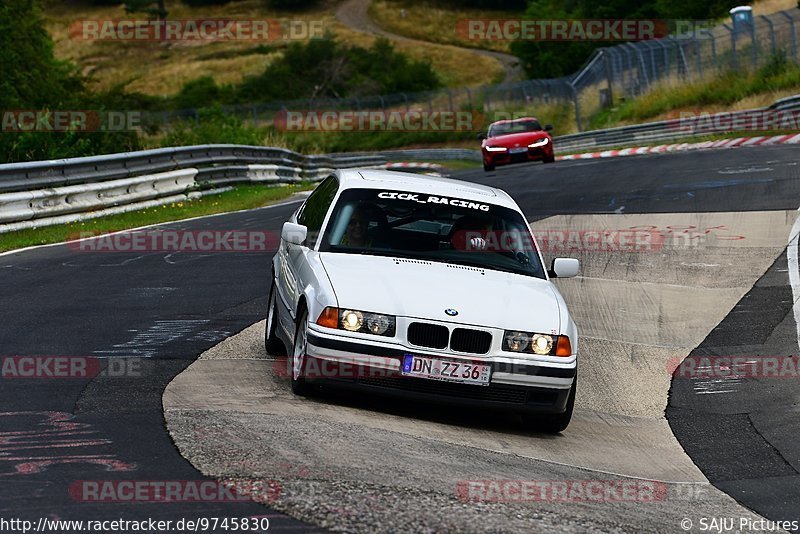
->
<box><xmin>483</xmin><ymin>162</ymin><xmax>495</xmax><ymax>172</ymax></box>
<box><xmin>265</xmin><ymin>282</ymin><xmax>286</xmax><ymax>356</ymax></box>
<box><xmin>543</xmin><ymin>154</ymin><xmax>555</xmax><ymax>164</ymax></box>
<box><xmin>290</xmin><ymin>308</ymin><xmax>311</xmax><ymax>396</ymax></box>
<box><xmin>521</xmin><ymin>376</ymin><xmax>576</xmax><ymax>434</ymax></box>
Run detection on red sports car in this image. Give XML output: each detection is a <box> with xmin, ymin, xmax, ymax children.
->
<box><xmin>479</xmin><ymin>117</ymin><xmax>555</xmax><ymax>172</ymax></box>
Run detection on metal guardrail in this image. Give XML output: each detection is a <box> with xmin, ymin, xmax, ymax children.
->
<box><xmin>2</xmin><ymin>91</ymin><xmax>798</xmax><ymax>231</ymax></box>
<box><xmin>0</xmin><ymin>145</ymin><xmax>385</xmax><ymax>232</ymax></box>
<box><xmin>553</xmin><ymin>93</ymin><xmax>800</xmax><ymax>152</ymax></box>
<box><xmin>0</xmin><ymin>145</ymin><xmax>385</xmax><ymax>194</ymax></box>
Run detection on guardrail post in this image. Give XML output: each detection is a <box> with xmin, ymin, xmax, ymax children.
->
<box><xmin>781</xmin><ymin>11</ymin><xmax>797</xmax><ymax>61</ymax></box>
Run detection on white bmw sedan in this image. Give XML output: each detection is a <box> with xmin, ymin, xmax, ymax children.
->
<box><xmin>266</xmin><ymin>169</ymin><xmax>580</xmax><ymax>432</ymax></box>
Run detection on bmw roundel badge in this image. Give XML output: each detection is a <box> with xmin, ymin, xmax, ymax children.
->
<box><xmin>445</xmin><ymin>308</ymin><xmax>458</xmax><ymax>316</ymax></box>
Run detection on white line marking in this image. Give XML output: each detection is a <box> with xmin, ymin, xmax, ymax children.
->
<box><xmin>787</xmin><ymin>210</ymin><xmax>800</xmax><ymax>352</ymax></box>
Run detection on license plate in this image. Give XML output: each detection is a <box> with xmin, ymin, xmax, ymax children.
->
<box><xmin>401</xmin><ymin>354</ymin><xmax>491</xmax><ymax>386</ymax></box>
<box><xmin>509</xmin><ymin>147</ymin><xmax>527</xmax><ymax>154</ymax></box>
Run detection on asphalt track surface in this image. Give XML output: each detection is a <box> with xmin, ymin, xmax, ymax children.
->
<box><xmin>1</xmin><ymin>144</ymin><xmax>799</xmax><ymax>531</ymax></box>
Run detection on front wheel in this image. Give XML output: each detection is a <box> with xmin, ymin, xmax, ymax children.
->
<box><xmin>290</xmin><ymin>309</ymin><xmax>311</xmax><ymax>396</ymax></box>
<box><xmin>543</xmin><ymin>154</ymin><xmax>555</xmax><ymax>164</ymax></box>
<box><xmin>521</xmin><ymin>377</ymin><xmax>576</xmax><ymax>434</ymax></box>
<box><xmin>483</xmin><ymin>162</ymin><xmax>495</xmax><ymax>172</ymax></box>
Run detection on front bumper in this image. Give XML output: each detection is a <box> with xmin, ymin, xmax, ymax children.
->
<box><xmin>303</xmin><ymin>328</ymin><xmax>575</xmax><ymax>414</ymax></box>
<box><xmin>485</xmin><ymin>147</ymin><xmax>552</xmax><ymax>166</ymax></box>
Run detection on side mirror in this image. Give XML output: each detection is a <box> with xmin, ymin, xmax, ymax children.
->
<box><xmin>477</xmin><ymin>132</ymin><xmax>487</xmax><ymax>140</ymax></box>
<box><xmin>544</xmin><ymin>124</ymin><xmax>553</xmax><ymax>131</ymax></box>
<box><xmin>281</xmin><ymin>222</ymin><xmax>307</xmax><ymax>246</ymax></box>
<box><xmin>549</xmin><ymin>258</ymin><xmax>579</xmax><ymax>278</ymax></box>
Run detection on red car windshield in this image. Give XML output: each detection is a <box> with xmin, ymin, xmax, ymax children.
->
<box><xmin>488</xmin><ymin>119</ymin><xmax>543</xmax><ymax>137</ymax></box>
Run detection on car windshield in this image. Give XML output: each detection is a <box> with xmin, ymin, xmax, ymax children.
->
<box><xmin>319</xmin><ymin>188</ymin><xmax>545</xmax><ymax>279</ymax></box>
<box><xmin>488</xmin><ymin>119</ymin><xmax>542</xmax><ymax>137</ymax></box>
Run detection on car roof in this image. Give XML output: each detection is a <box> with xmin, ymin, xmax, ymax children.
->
<box><xmin>334</xmin><ymin>169</ymin><xmax>519</xmax><ymax>210</ymax></box>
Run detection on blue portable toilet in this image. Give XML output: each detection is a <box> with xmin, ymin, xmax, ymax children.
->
<box><xmin>730</xmin><ymin>6</ymin><xmax>754</xmax><ymax>33</ymax></box>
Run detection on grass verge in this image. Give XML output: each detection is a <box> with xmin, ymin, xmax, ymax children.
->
<box><xmin>0</xmin><ymin>183</ymin><xmax>314</xmax><ymax>254</ymax></box>
<box><xmin>368</xmin><ymin>0</ymin><xmax>516</xmax><ymax>54</ymax></box>
<box><xmin>589</xmin><ymin>55</ymin><xmax>800</xmax><ymax>130</ymax></box>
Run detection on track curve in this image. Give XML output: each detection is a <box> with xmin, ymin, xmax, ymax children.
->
<box><xmin>4</xmin><ymin>145</ymin><xmax>800</xmax><ymax>531</ymax></box>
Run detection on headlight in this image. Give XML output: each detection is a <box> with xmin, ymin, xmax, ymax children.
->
<box><xmin>341</xmin><ymin>310</ymin><xmax>363</xmax><ymax>331</ymax></box>
<box><xmin>503</xmin><ymin>330</ymin><xmax>571</xmax><ymax>356</ymax></box>
<box><xmin>316</xmin><ymin>307</ymin><xmax>395</xmax><ymax>337</ymax></box>
<box><xmin>485</xmin><ymin>146</ymin><xmax>508</xmax><ymax>152</ymax></box>
<box><xmin>531</xmin><ymin>334</ymin><xmax>553</xmax><ymax>354</ymax></box>
<box><xmin>528</xmin><ymin>138</ymin><xmax>550</xmax><ymax>148</ymax></box>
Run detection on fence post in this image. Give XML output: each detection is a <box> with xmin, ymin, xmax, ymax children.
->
<box><xmin>781</xmin><ymin>11</ymin><xmax>797</xmax><ymax>61</ymax></box>
<box><xmin>628</xmin><ymin>42</ymin><xmax>649</xmax><ymax>90</ymax></box>
<box><xmin>645</xmin><ymin>41</ymin><xmax>657</xmax><ymax>82</ymax></box>
<box><xmin>761</xmin><ymin>15</ymin><xmax>776</xmax><ymax>55</ymax></box>
<box><xmin>723</xmin><ymin>23</ymin><xmax>738</xmax><ymax>69</ymax></box>
<box><xmin>602</xmin><ymin>49</ymin><xmax>614</xmax><ymax>106</ymax></box>
<box><xmin>694</xmin><ymin>37</ymin><xmax>702</xmax><ymax>78</ymax></box>
<box><xmin>465</xmin><ymin>88</ymin><xmax>472</xmax><ymax>110</ymax></box>
<box><xmin>750</xmin><ymin>14</ymin><xmax>758</xmax><ymax>68</ymax></box>
<box><xmin>570</xmin><ymin>82</ymin><xmax>582</xmax><ymax>132</ymax></box>
<box><xmin>447</xmin><ymin>88</ymin><xmax>454</xmax><ymax>112</ymax></box>
<box><xmin>702</xmin><ymin>30</ymin><xmax>718</xmax><ymax>69</ymax></box>
<box><xmin>670</xmin><ymin>37</ymin><xmax>691</xmax><ymax>81</ymax></box>
<box><xmin>655</xmin><ymin>39</ymin><xmax>669</xmax><ymax>78</ymax></box>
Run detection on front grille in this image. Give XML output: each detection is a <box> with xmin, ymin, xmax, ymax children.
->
<box><xmin>450</xmin><ymin>328</ymin><xmax>492</xmax><ymax>354</ymax></box>
<box><xmin>407</xmin><ymin>322</ymin><xmax>449</xmax><ymax>349</ymax></box>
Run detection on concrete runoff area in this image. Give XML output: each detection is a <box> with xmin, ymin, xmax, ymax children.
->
<box><xmin>163</xmin><ymin>210</ymin><xmax>795</xmax><ymax>531</ymax></box>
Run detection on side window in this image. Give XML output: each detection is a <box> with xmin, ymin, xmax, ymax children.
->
<box><xmin>297</xmin><ymin>176</ymin><xmax>338</xmax><ymax>247</ymax></box>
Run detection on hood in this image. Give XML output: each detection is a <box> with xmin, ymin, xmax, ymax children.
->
<box><xmin>484</xmin><ymin>131</ymin><xmax>549</xmax><ymax>148</ymax></box>
<box><xmin>319</xmin><ymin>253</ymin><xmax>561</xmax><ymax>333</ymax></box>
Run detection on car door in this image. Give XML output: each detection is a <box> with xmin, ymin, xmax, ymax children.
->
<box><xmin>277</xmin><ymin>175</ymin><xmax>339</xmax><ymax>336</ymax></box>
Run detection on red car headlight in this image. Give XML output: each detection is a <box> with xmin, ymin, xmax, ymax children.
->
<box><xmin>527</xmin><ymin>138</ymin><xmax>550</xmax><ymax>148</ymax></box>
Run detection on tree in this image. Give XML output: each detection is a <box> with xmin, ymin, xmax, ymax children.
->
<box><xmin>0</xmin><ymin>0</ymin><xmax>83</xmax><ymax>110</ymax></box>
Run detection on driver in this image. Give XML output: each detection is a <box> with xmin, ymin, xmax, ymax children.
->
<box><xmin>341</xmin><ymin>204</ymin><xmax>377</xmax><ymax>248</ymax></box>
